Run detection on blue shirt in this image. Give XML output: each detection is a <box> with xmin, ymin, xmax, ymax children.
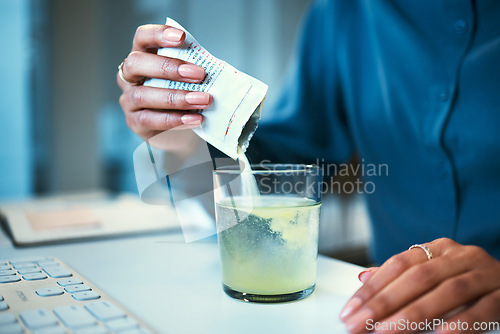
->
<box><xmin>248</xmin><ymin>0</ymin><xmax>500</xmax><ymax>264</ymax></box>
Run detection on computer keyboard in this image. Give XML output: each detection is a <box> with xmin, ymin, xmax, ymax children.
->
<box><xmin>0</xmin><ymin>256</ymin><xmax>155</xmax><ymax>334</ymax></box>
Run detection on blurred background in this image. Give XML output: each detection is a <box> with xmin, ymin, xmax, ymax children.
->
<box><xmin>0</xmin><ymin>0</ymin><xmax>370</xmax><ymax>264</ymax></box>
<box><xmin>0</xmin><ymin>0</ymin><xmax>310</xmax><ymax>198</ymax></box>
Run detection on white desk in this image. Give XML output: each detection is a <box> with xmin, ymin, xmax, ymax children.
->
<box><xmin>0</xmin><ymin>228</ymin><xmax>363</xmax><ymax>334</ymax></box>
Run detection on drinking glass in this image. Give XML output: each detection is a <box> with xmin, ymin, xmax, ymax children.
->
<box><xmin>213</xmin><ymin>164</ymin><xmax>322</xmax><ymax>303</ymax></box>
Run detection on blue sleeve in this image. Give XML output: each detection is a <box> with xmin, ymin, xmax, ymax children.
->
<box><xmin>248</xmin><ymin>0</ymin><xmax>353</xmax><ymax>165</ymax></box>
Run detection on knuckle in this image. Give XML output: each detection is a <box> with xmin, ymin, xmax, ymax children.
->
<box><xmin>444</xmin><ymin>277</ymin><xmax>471</xmax><ymax>295</ymax></box>
<box><xmin>409</xmin><ymin>263</ymin><xmax>435</xmax><ymax>286</ymax></box>
<box><xmin>159</xmin><ymin>57</ymin><xmax>177</xmax><ymax>77</ymax></box>
<box><xmin>386</xmin><ymin>254</ymin><xmax>408</xmax><ymax>272</ymax></box>
<box><xmin>161</xmin><ymin>113</ymin><xmax>175</xmax><ymax>129</ymax></box>
<box><xmin>131</xmin><ymin>88</ymin><xmax>145</xmax><ymax>107</ymax></box>
<box><xmin>137</xmin><ymin>111</ymin><xmax>150</xmax><ymax>129</ymax></box>
<box><xmin>164</xmin><ymin>91</ymin><xmax>178</xmax><ymax>107</ymax></box>
<box><xmin>163</xmin><ymin>112</ymin><xmax>182</xmax><ymax>129</ymax></box>
<box><xmin>124</xmin><ymin>51</ymin><xmax>141</xmax><ymax>73</ymax></box>
<box><xmin>436</xmin><ymin>237</ymin><xmax>455</xmax><ymax>247</ymax></box>
<box><xmin>465</xmin><ymin>245</ymin><xmax>487</xmax><ymax>258</ymax></box>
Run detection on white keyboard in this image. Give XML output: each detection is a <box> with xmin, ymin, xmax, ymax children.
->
<box><xmin>0</xmin><ymin>256</ymin><xmax>155</xmax><ymax>334</ymax></box>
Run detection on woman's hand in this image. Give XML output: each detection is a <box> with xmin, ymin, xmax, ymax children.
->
<box><xmin>340</xmin><ymin>238</ymin><xmax>500</xmax><ymax>334</ymax></box>
<box><xmin>117</xmin><ymin>24</ymin><xmax>212</xmax><ymax>140</ymax></box>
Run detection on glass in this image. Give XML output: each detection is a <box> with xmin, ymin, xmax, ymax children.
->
<box><xmin>213</xmin><ymin>164</ymin><xmax>322</xmax><ymax>303</ymax></box>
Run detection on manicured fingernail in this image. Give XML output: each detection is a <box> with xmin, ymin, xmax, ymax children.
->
<box><xmin>358</xmin><ymin>267</ymin><xmax>378</xmax><ymax>284</ymax></box>
<box><xmin>345</xmin><ymin>308</ymin><xmax>373</xmax><ymax>334</ymax></box>
<box><xmin>164</xmin><ymin>28</ymin><xmax>184</xmax><ymax>42</ymax></box>
<box><xmin>178</xmin><ymin>64</ymin><xmax>205</xmax><ymax>80</ymax></box>
<box><xmin>358</xmin><ymin>270</ymin><xmax>371</xmax><ymax>283</ymax></box>
<box><xmin>181</xmin><ymin>114</ymin><xmax>202</xmax><ymax>126</ymax></box>
<box><xmin>185</xmin><ymin>92</ymin><xmax>210</xmax><ymax>105</ymax></box>
<box><xmin>340</xmin><ymin>297</ymin><xmax>362</xmax><ymax>321</ymax></box>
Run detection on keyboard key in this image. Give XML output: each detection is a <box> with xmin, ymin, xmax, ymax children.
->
<box><xmin>36</xmin><ymin>260</ymin><xmax>59</xmax><ymax>266</ymax></box>
<box><xmin>0</xmin><ymin>301</ymin><xmax>9</xmax><ymax>311</ymax></box>
<box><xmin>57</xmin><ymin>278</ymin><xmax>82</xmax><ymax>286</ymax></box>
<box><xmin>37</xmin><ymin>262</ymin><xmax>60</xmax><ymax>269</ymax></box>
<box><xmin>0</xmin><ymin>265</ymin><xmax>10</xmax><ymax>270</ymax></box>
<box><xmin>0</xmin><ymin>276</ymin><xmax>20</xmax><ymax>284</ymax></box>
<box><xmin>19</xmin><ymin>309</ymin><xmax>58</xmax><ymax>329</ymax></box>
<box><xmin>0</xmin><ymin>269</ymin><xmax>15</xmax><ymax>276</ymax></box>
<box><xmin>17</xmin><ymin>267</ymin><xmax>42</xmax><ymax>275</ymax></box>
<box><xmin>74</xmin><ymin>326</ymin><xmax>109</xmax><ymax>334</ymax></box>
<box><xmin>106</xmin><ymin>317</ymin><xmax>139</xmax><ymax>331</ymax></box>
<box><xmin>9</xmin><ymin>256</ymin><xmax>52</xmax><ymax>265</ymax></box>
<box><xmin>23</xmin><ymin>273</ymin><xmax>48</xmax><ymax>281</ymax></box>
<box><xmin>32</xmin><ymin>325</ymin><xmax>66</xmax><ymax>334</ymax></box>
<box><xmin>72</xmin><ymin>291</ymin><xmax>100</xmax><ymax>301</ymax></box>
<box><xmin>0</xmin><ymin>323</ymin><xmax>24</xmax><ymax>334</ymax></box>
<box><xmin>43</xmin><ymin>266</ymin><xmax>72</xmax><ymax>278</ymax></box>
<box><xmin>36</xmin><ymin>287</ymin><xmax>64</xmax><ymax>297</ymax></box>
<box><xmin>0</xmin><ymin>313</ymin><xmax>16</xmax><ymax>325</ymax></box>
<box><xmin>85</xmin><ymin>300</ymin><xmax>125</xmax><ymax>321</ymax></box>
<box><xmin>54</xmin><ymin>305</ymin><xmax>96</xmax><ymax>329</ymax></box>
<box><xmin>13</xmin><ymin>263</ymin><xmax>36</xmax><ymax>270</ymax></box>
<box><xmin>65</xmin><ymin>284</ymin><xmax>91</xmax><ymax>293</ymax></box>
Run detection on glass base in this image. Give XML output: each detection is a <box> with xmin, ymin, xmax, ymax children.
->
<box><xmin>223</xmin><ymin>284</ymin><xmax>315</xmax><ymax>303</ymax></box>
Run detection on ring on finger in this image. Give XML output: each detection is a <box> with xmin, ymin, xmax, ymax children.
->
<box><xmin>118</xmin><ymin>58</ymin><xmax>143</xmax><ymax>86</ymax></box>
<box><xmin>409</xmin><ymin>244</ymin><xmax>433</xmax><ymax>260</ymax></box>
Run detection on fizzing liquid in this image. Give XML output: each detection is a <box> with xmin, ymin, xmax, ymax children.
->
<box><xmin>216</xmin><ymin>195</ymin><xmax>320</xmax><ymax>295</ymax></box>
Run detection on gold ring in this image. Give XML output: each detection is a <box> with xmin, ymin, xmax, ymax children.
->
<box><xmin>118</xmin><ymin>58</ymin><xmax>139</xmax><ymax>85</ymax></box>
<box><xmin>409</xmin><ymin>244</ymin><xmax>433</xmax><ymax>260</ymax></box>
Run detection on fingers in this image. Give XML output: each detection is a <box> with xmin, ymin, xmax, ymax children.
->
<box><xmin>119</xmin><ymin>24</ymin><xmax>204</xmax><ymax>87</ymax></box>
<box><xmin>119</xmin><ymin>84</ymin><xmax>211</xmax><ymax>140</ymax></box>
<box><xmin>119</xmin><ymin>85</ymin><xmax>212</xmax><ymax>111</ymax></box>
<box><xmin>120</xmin><ymin>51</ymin><xmax>205</xmax><ymax>86</ymax></box>
<box><xmin>436</xmin><ymin>289</ymin><xmax>500</xmax><ymax>334</ymax></box>
<box><xmin>345</xmin><ymin>251</ymin><xmax>476</xmax><ymax>333</ymax></box>
<box><xmin>340</xmin><ymin>238</ymin><xmax>458</xmax><ymax>323</ymax></box>
<box><xmin>340</xmin><ymin>244</ymin><xmax>436</xmax><ymax>321</ymax></box>
<box><xmin>132</xmin><ymin>24</ymin><xmax>185</xmax><ymax>52</ymax></box>
<box><xmin>371</xmin><ymin>268</ymin><xmax>500</xmax><ymax>334</ymax></box>
<box><xmin>118</xmin><ymin>23</ymin><xmax>210</xmax><ymax>140</ymax></box>
<box><xmin>341</xmin><ymin>239</ymin><xmax>500</xmax><ymax>334</ymax></box>
<box><xmin>125</xmin><ymin>109</ymin><xmax>204</xmax><ymax>140</ymax></box>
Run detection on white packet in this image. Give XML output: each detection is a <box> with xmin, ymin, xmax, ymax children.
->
<box><xmin>144</xmin><ymin>18</ymin><xmax>268</xmax><ymax>159</ymax></box>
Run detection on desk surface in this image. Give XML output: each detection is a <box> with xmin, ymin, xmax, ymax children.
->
<box><xmin>0</xmin><ymin>228</ymin><xmax>362</xmax><ymax>334</ymax></box>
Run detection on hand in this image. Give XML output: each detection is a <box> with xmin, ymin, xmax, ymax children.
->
<box><xmin>117</xmin><ymin>24</ymin><xmax>212</xmax><ymax>140</ymax></box>
<box><xmin>340</xmin><ymin>238</ymin><xmax>500</xmax><ymax>334</ymax></box>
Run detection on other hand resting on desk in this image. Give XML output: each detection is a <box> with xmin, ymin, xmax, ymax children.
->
<box><xmin>340</xmin><ymin>238</ymin><xmax>500</xmax><ymax>334</ymax></box>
